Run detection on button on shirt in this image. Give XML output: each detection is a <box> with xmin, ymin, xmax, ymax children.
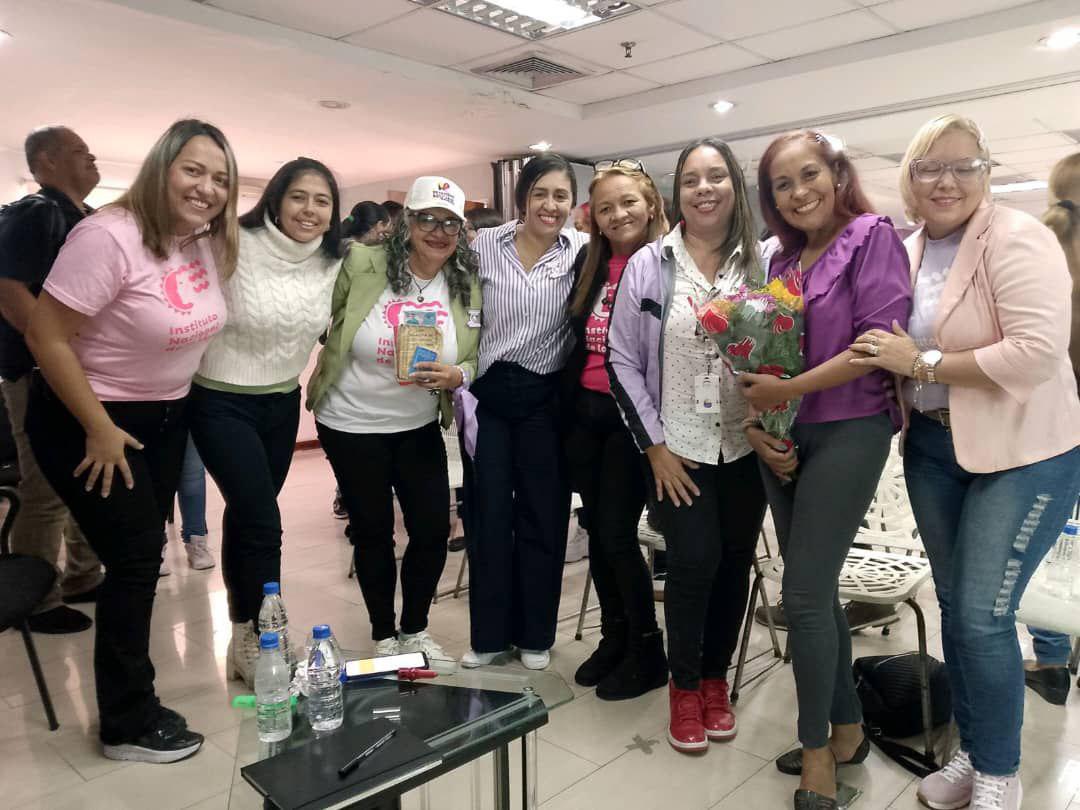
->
<box><xmin>660</xmin><ymin>227</ymin><xmax>753</xmax><ymax>466</ymax></box>
<box><xmin>473</xmin><ymin>221</ymin><xmax>589</xmax><ymax>379</ymax></box>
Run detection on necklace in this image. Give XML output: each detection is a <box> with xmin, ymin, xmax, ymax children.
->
<box><xmin>410</xmin><ymin>272</ymin><xmax>438</xmax><ymax>302</ymax></box>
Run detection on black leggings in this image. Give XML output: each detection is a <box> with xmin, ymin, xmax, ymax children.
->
<box><xmin>317</xmin><ymin>420</ymin><xmax>450</xmax><ymax>641</ymax></box>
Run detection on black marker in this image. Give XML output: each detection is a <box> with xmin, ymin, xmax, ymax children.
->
<box><xmin>338</xmin><ymin>728</ymin><xmax>397</xmax><ymax>778</ymax></box>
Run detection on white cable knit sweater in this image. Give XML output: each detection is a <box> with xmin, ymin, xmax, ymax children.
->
<box><xmin>197</xmin><ymin>217</ymin><xmax>341</xmax><ymax>387</ymax></box>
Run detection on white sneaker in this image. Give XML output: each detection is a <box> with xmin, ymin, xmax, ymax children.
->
<box><xmin>917</xmin><ymin>750</ymin><xmax>974</xmax><ymax>810</ymax></box>
<box><xmin>462</xmin><ymin>649</ymin><xmax>504</xmax><ymax>668</ymax></box>
<box><xmin>374</xmin><ymin>637</ymin><xmax>400</xmax><ymax>657</ymax></box>
<box><xmin>971</xmin><ymin>771</ymin><xmax>1022</xmax><ymax>810</ymax></box>
<box><xmin>399</xmin><ymin>630</ymin><xmax>455</xmax><ymax>663</ymax></box>
<box><xmin>158</xmin><ymin>545</ymin><xmax>171</xmax><ymax>577</ymax></box>
<box><xmin>519</xmin><ymin>648</ymin><xmax>550</xmax><ymax>670</ymax></box>
<box><xmin>185</xmin><ymin>535</ymin><xmax>215</xmax><ymax>570</ymax></box>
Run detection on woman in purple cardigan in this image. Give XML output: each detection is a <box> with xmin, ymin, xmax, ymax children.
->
<box><xmin>737</xmin><ymin>131</ymin><xmax>911</xmax><ymax>810</ymax></box>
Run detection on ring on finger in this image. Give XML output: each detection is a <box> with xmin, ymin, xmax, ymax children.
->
<box><xmin>868</xmin><ymin>335</ymin><xmax>879</xmax><ymax>346</ymax></box>
<box><xmin>869</xmin><ymin>344</ymin><xmax>880</xmax><ymax>356</ymax></box>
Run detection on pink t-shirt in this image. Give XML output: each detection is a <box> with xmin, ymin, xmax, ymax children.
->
<box><xmin>579</xmin><ymin>254</ymin><xmax>629</xmax><ymax>394</ymax></box>
<box><xmin>44</xmin><ymin>209</ymin><xmax>227</xmax><ymax>401</ymax></box>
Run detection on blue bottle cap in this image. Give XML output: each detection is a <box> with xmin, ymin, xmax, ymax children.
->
<box><xmin>1064</xmin><ymin>523</ymin><xmax>1079</xmax><ymax>536</ymax></box>
<box><xmin>259</xmin><ymin>632</ymin><xmax>280</xmax><ymax>650</ymax></box>
<box><xmin>312</xmin><ymin>624</ymin><xmax>331</xmax><ymax>640</ymax></box>
<box><xmin>263</xmin><ymin>582</ymin><xmax>281</xmax><ymax>595</ymax></box>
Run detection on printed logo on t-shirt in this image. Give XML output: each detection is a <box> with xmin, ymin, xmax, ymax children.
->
<box><xmin>161</xmin><ymin>260</ymin><xmax>212</xmax><ymax>313</ymax></box>
<box><xmin>583</xmin><ymin>280</ymin><xmax>616</xmax><ymax>355</ymax></box>
<box><xmin>377</xmin><ymin>298</ymin><xmax>449</xmax><ymax>368</ymax></box>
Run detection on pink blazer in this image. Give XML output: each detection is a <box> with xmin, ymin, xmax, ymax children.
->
<box><xmin>903</xmin><ymin>202</ymin><xmax>1080</xmax><ymax>473</ymax></box>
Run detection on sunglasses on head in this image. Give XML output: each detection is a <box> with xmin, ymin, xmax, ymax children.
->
<box><xmin>594</xmin><ymin>158</ymin><xmax>646</xmax><ymax>174</ymax></box>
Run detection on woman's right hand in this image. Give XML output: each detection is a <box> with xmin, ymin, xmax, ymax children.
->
<box><xmin>745</xmin><ymin>426</ymin><xmax>798</xmax><ymax>483</ymax></box>
<box><xmin>75</xmin><ymin>421</ymin><xmax>144</xmax><ymax>497</ymax></box>
<box><xmin>645</xmin><ymin>444</ymin><xmax>701</xmax><ymax>507</ymax></box>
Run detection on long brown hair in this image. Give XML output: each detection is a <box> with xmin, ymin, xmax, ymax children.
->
<box><xmin>111</xmin><ymin>119</ymin><xmax>239</xmax><ymax>277</ymax></box>
<box><xmin>570</xmin><ymin>166</ymin><xmax>668</xmax><ymax>317</ymax></box>
<box><xmin>758</xmin><ymin>130</ymin><xmax>874</xmax><ymax>254</ymax></box>
<box><xmin>1042</xmin><ymin>151</ymin><xmax>1080</xmax><ymax>381</ymax></box>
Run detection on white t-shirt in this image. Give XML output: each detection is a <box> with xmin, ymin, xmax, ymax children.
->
<box><xmin>315</xmin><ymin>272</ymin><xmax>458</xmax><ymax>434</ymax></box>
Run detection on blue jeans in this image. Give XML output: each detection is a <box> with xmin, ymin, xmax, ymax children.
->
<box><xmin>1029</xmin><ymin>626</ymin><xmax>1072</xmax><ymax>666</ymax></box>
<box><xmin>904</xmin><ymin>411</ymin><xmax>1080</xmax><ymax>776</ymax></box>
<box><xmin>178</xmin><ymin>433</ymin><xmax>207</xmax><ymax>542</ymax></box>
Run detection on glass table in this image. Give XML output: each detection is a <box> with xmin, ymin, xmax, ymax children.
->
<box><xmin>228</xmin><ymin>662</ymin><xmax>574</xmax><ymax>810</ymax></box>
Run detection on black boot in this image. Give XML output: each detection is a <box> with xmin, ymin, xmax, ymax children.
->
<box><xmin>574</xmin><ymin>620</ymin><xmax>627</xmax><ymax>686</ymax></box>
<box><xmin>596</xmin><ymin>629</ymin><xmax>669</xmax><ymax>701</ymax></box>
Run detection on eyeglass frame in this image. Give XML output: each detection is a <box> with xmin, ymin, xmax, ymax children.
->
<box><xmin>594</xmin><ymin>158</ymin><xmax>646</xmax><ymax>174</ymax></box>
<box><xmin>908</xmin><ymin>157</ymin><xmax>990</xmax><ymax>184</ymax></box>
<box><xmin>409</xmin><ymin>211</ymin><xmax>464</xmax><ymax>236</ymax></box>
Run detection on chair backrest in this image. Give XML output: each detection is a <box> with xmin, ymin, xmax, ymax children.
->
<box><xmin>856</xmin><ymin>438</ymin><xmax>924</xmax><ymax>556</ymax></box>
<box><xmin>0</xmin><ymin>486</ymin><xmax>20</xmax><ymax>556</ymax></box>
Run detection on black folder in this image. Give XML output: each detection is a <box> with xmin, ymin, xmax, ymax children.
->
<box><xmin>241</xmin><ymin>718</ymin><xmax>442</xmax><ymax>810</ymax></box>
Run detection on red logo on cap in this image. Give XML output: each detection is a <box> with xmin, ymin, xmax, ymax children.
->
<box><xmin>437</xmin><ymin>182</ymin><xmax>450</xmax><ymax>191</ymax></box>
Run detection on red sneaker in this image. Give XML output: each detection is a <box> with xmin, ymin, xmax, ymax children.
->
<box><xmin>701</xmin><ymin>678</ymin><xmax>737</xmax><ymax>740</ymax></box>
<box><xmin>667</xmin><ymin>680</ymin><xmax>708</xmax><ymax>753</ymax></box>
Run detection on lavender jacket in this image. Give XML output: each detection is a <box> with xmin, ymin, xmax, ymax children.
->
<box><xmin>605</xmin><ymin>236</ymin><xmax>773</xmax><ymax>453</ymax></box>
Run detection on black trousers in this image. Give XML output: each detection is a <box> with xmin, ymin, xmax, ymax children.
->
<box><xmin>26</xmin><ymin>374</ymin><xmax>187</xmax><ymax>744</ymax></box>
<box><xmin>653</xmin><ymin>452</ymin><xmax>766</xmax><ymax>690</ymax></box>
<box><xmin>468</xmin><ymin>362</ymin><xmax>570</xmax><ymax>653</ymax></box>
<box><xmin>188</xmin><ymin>384</ymin><xmax>300</xmax><ymax>625</ymax></box>
<box><xmin>565</xmin><ymin>388</ymin><xmax>656</xmax><ymax>639</ymax></box>
<box><xmin>317</xmin><ymin>420</ymin><xmax>450</xmax><ymax>642</ymax></box>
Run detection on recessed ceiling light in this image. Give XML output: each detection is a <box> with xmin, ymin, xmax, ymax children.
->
<box><xmin>711</xmin><ymin>100</ymin><xmax>735</xmax><ymax>114</ymax></box>
<box><xmin>318</xmin><ymin>99</ymin><xmax>350</xmax><ymax>110</ymax></box>
<box><xmin>529</xmin><ymin>141</ymin><xmax>553</xmax><ymax>152</ymax></box>
<box><xmin>991</xmin><ymin>179</ymin><xmax>1048</xmax><ymax>194</ymax></box>
<box><xmin>1040</xmin><ymin>27</ymin><xmax>1080</xmax><ymax>50</ymax></box>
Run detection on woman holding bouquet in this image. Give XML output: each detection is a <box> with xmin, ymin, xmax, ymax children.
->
<box><xmin>738</xmin><ymin>131</ymin><xmax>911</xmax><ymax>810</ymax></box>
<box><xmin>607</xmin><ymin>137</ymin><xmax>768</xmax><ymax>752</ymax></box>
<box><xmin>850</xmin><ymin>116</ymin><xmax>1080</xmax><ymax>810</ymax></box>
<box><xmin>563</xmin><ymin>160</ymin><xmax>669</xmax><ymax>699</ymax></box>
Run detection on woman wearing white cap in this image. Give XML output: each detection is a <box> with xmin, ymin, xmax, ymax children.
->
<box><xmin>307</xmin><ymin>176</ymin><xmax>481</xmax><ymax>662</ymax></box>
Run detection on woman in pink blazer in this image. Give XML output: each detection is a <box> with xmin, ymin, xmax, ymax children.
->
<box><xmin>850</xmin><ymin>114</ymin><xmax>1080</xmax><ymax>810</ymax></box>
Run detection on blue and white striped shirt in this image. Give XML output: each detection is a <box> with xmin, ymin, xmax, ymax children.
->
<box><xmin>473</xmin><ymin>221</ymin><xmax>589</xmax><ymax>379</ymax></box>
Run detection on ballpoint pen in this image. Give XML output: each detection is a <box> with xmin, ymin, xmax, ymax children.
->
<box><xmin>338</xmin><ymin>728</ymin><xmax>397</xmax><ymax>778</ymax></box>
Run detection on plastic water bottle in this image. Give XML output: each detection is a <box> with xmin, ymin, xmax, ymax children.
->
<box><xmin>306</xmin><ymin>624</ymin><xmax>344</xmax><ymax>732</ymax></box>
<box><xmin>1043</xmin><ymin>521</ymin><xmax>1078</xmax><ymax>599</ymax></box>
<box><xmin>258</xmin><ymin>582</ymin><xmax>295</xmax><ymax>671</ymax></box>
<box><xmin>255</xmin><ymin>632</ymin><xmax>293</xmax><ymax>742</ymax></box>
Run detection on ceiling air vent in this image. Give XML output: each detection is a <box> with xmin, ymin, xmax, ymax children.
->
<box><xmin>474</xmin><ymin>53</ymin><xmax>587</xmax><ymax>91</ymax></box>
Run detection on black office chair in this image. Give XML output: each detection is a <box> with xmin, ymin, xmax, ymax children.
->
<box><xmin>0</xmin><ymin>484</ymin><xmax>60</xmax><ymax>730</ymax></box>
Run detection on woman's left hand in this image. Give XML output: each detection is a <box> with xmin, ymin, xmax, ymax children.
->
<box><xmin>850</xmin><ymin>320</ymin><xmax>918</xmax><ymax>376</ymax></box>
<box><xmin>410</xmin><ymin>361</ymin><xmax>463</xmax><ymax>391</ymax></box>
<box><xmin>738</xmin><ymin>372</ymin><xmax>794</xmax><ymax>412</ymax></box>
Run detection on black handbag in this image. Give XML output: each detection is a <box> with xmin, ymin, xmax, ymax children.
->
<box><xmin>854</xmin><ymin>652</ymin><xmax>952</xmax><ymax>777</ymax></box>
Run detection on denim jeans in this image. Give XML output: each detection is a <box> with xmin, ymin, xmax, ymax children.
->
<box><xmin>177</xmin><ymin>433</ymin><xmax>207</xmax><ymax>542</ymax></box>
<box><xmin>904</xmin><ymin>410</ymin><xmax>1080</xmax><ymax>775</ymax></box>
<box><xmin>1029</xmin><ymin>626</ymin><xmax>1072</xmax><ymax>666</ymax></box>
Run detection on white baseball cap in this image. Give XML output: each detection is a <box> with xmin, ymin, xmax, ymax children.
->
<box><xmin>404</xmin><ymin>176</ymin><xmax>466</xmax><ymax>221</ymax></box>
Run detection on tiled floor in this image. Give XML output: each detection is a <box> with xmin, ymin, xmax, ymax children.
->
<box><xmin>2</xmin><ymin>450</ymin><xmax>1079</xmax><ymax>810</ymax></box>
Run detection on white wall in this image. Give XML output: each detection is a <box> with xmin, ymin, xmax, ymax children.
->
<box><xmin>340</xmin><ymin>161</ymin><xmax>494</xmax><ymax>210</ymax></box>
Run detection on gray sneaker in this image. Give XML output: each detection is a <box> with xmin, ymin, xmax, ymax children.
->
<box><xmin>917</xmin><ymin>750</ymin><xmax>974</xmax><ymax>810</ymax></box>
<box><xmin>184</xmin><ymin>535</ymin><xmax>215</xmax><ymax>570</ymax></box>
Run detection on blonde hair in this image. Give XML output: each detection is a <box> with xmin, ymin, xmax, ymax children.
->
<box><xmin>899</xmin><ymin>114</ymin><xmax>991</xmax><ymax>224</ymax></box>
<box><xmin>569</xmin><ymin>166</ymin><xmax>669</xmax><ymax>317</ymax></box>
<box><xmin>1042</xmin><ymin>152</ymin><xmax>1080</xmax><ymax>246</ymax></box>
<box><xmin>111</xmin><ymin>119</ymin><xmax>239</xmax><ymax>277</ymax></box>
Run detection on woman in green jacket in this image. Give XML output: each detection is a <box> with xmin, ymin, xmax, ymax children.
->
<box><xmin>307</xmin><ymin>176</ymin><xmax>481</xmax><ymax>663</ymax></box>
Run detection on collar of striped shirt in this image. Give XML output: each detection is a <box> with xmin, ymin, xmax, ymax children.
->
<box><xmin>494</xmin><ymin>220</ymin><xmax>577</xmax><ymax>251</ymax></box>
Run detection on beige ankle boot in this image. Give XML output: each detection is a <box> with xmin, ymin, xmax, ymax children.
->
<box><xmin>226</xmin><ymin>622</ymin><xmax>259</xmax><ymax>688</ymax></box>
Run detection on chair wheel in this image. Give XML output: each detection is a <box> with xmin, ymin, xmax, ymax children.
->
<box><xmin>881</xmin><ymin>626</ymin><xmax>891</xmax><ymax>636</ymax></box>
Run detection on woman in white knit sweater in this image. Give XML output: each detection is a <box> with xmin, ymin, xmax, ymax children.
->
<box><xmin>188</xmin><ymin>158</ymin><xmax>343</xmax><ymax>685</ymax></box>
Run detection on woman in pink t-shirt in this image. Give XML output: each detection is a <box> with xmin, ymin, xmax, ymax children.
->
<box><xmin>563</xmin><ymin>161</ymin><xmax>669</xmax><ymax>700</ymax></box>
<box><xmin>24</xmin><ymin>119</ymin><xmax>237</xmax><ymax>765</ymax></box>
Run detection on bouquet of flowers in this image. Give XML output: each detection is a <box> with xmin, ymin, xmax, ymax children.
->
<box><xmin>694</xmin><ymin>269</ymin><xmax>805</xmax><ymax>449</ymax></box>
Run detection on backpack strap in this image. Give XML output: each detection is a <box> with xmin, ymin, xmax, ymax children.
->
<box><xmin>863</xmin><ymin>724</ymin><xmax>940</xmax><ymax>778</ymax></box>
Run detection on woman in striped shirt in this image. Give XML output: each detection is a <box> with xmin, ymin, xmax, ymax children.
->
<box><xmin>463</xmin><ymin>154</ymin><xmax>588</xmax><ymax>671</ymax></box>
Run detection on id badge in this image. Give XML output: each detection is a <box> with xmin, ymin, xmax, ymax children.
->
<box><xmin>695</xmin><ymin>373</ymin><xmax>720</xmax><ymax>414</ymax></box>
<box><xmin>466</xmin><ymin>308</ymin><xmax>482</xmax><ymax>328</ymax></box>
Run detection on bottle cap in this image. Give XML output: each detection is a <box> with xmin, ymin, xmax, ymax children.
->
<box><xmin>1064</xmin><ymin>522</ymin><xmax>1079</xmax><ymax>536</ymax></box>
<box><xmin>312</xmin><ymin>624</ymin><xmax>331</xmax><ymax>640</ymax></box>
<box><xmin>259</xmin><ymin>632</ymin><xmax>280</xmax><ymax>650</ymax></box>
<box><xmin>263</xmin><ymin>582</ymin><xmax>281</xmax><ymax>595</ymax></box>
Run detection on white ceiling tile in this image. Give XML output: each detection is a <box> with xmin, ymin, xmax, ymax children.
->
<box><xmin>852</xmin><ymin>155</ymin><xmax>901</xmax><ymax>171</ymax></box>
<box><xmin>344</xmin><ymin>8</ymin><xmax>524</xmax><ymax>66</ymax></box>
<box><xmin>624</xmin><ymin>43</ymin><xmax>766</xmax><ymax>84</ymax></box>
<box><xmin>208</xmin><ymin>0</ymin><xmax>413</xmax><ymax>39</ymax></box>
<box><xmin>538</xmin><ymin>72</ymin><xmax>661</xmax><ymax>104</ymax></box>
<box><xmin>989</xmin><ymin>132</ymin><xmax>1077</xmax><ymax>153</ymax></box>
<box><xmin>735</xmin><ymin>10</ymin><xmax>895</xmax><ymax>60</ymax></box>
<box><xmin>993</xmin><ymin>145</ymin><xmax>1079</xmax><ymax>167</ymax></box>
<box><xmin>542</xmin><ymin>10</ymin><xmax>719</xmax><ymax>70</ymax></box>
<box><xmin>870</xmin><ymin>0</ymin><xmax>1035</xmax><ymax>31</ymax></box>
<box><xmin>658</xmin><ymin>0</ymin><xmax>854</xmax><ymax>41</ymax></box>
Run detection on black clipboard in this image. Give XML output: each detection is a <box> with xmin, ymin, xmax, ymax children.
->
<box><xmin>241</xmin><ymin>718</ymin><xmax>441</xmax><ymax>810</ymax></box>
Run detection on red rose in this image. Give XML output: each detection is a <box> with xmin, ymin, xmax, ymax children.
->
<box><xmin>772</xmin><ymin>314</ymin><xmax>795</xmax><ymax>334</ymax></box>
<box><xmin>757</xmin><ymin>364</ymin><xmax>785</xmax><ymax>377</ymax></box>
<box><xmin>784</xmin><ymin>273</ymin><xmax>802</xmax><ymax>296</ymax></box>
<box><xmin>698</xmin><ymin>309</ymin><xmax>730</xmax><ymax>334</ymax></box>
<box><xmin>725</xmin><ymin>337</ymin><xmax>755</xmax><ymax>360</ymax></box>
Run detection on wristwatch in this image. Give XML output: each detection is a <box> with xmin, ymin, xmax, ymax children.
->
<box><xmin>914</xmin><ymin>349</ymin><xmax>943</xmax><ymax>384</ymax></box>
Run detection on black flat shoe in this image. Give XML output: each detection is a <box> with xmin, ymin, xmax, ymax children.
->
<box><xmin>793</xmin><ymin>789</ymin><xmax>838</xmax><ymax>809</ymax></box>
<box><xmin>1024</xmin><ymin>666</ymin><xmax>1070</xmax><ymax>706</ymax></box>
<box><xmin>777</xmin><ymin>735</ymin><xmax>870</xmax><ymax>775</ymax></box>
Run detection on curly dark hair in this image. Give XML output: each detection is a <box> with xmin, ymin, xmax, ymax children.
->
<box><xmin>383</xmin><ymin>214</ymin><xmax>478</xmax><ymax>307</ymax></box>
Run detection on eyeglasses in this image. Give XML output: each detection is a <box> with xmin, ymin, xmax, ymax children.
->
<box><xmin>595</xmin><ymin>158</ymin><xmax>646</xmax><ymax>173</ymax></box>
<box><xmin>909</xmin><ymin>157</ymin><xmax>989</xmax><ymax>184</ymax></box>
<box><xmin>410</xmin><ymin>212</ymin><xmax>463</xmax><ymax>236</ymax></box>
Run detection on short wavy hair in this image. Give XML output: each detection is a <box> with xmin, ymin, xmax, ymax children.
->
<box><xmin>899</xmin><ymin>114</ymin><xmax>991</xmax><ymax>224</ymax></box>
<box><xmin>383</xmin><ymin>212</ymin><xmax>479</xmax><ymax>307</ymax></box>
